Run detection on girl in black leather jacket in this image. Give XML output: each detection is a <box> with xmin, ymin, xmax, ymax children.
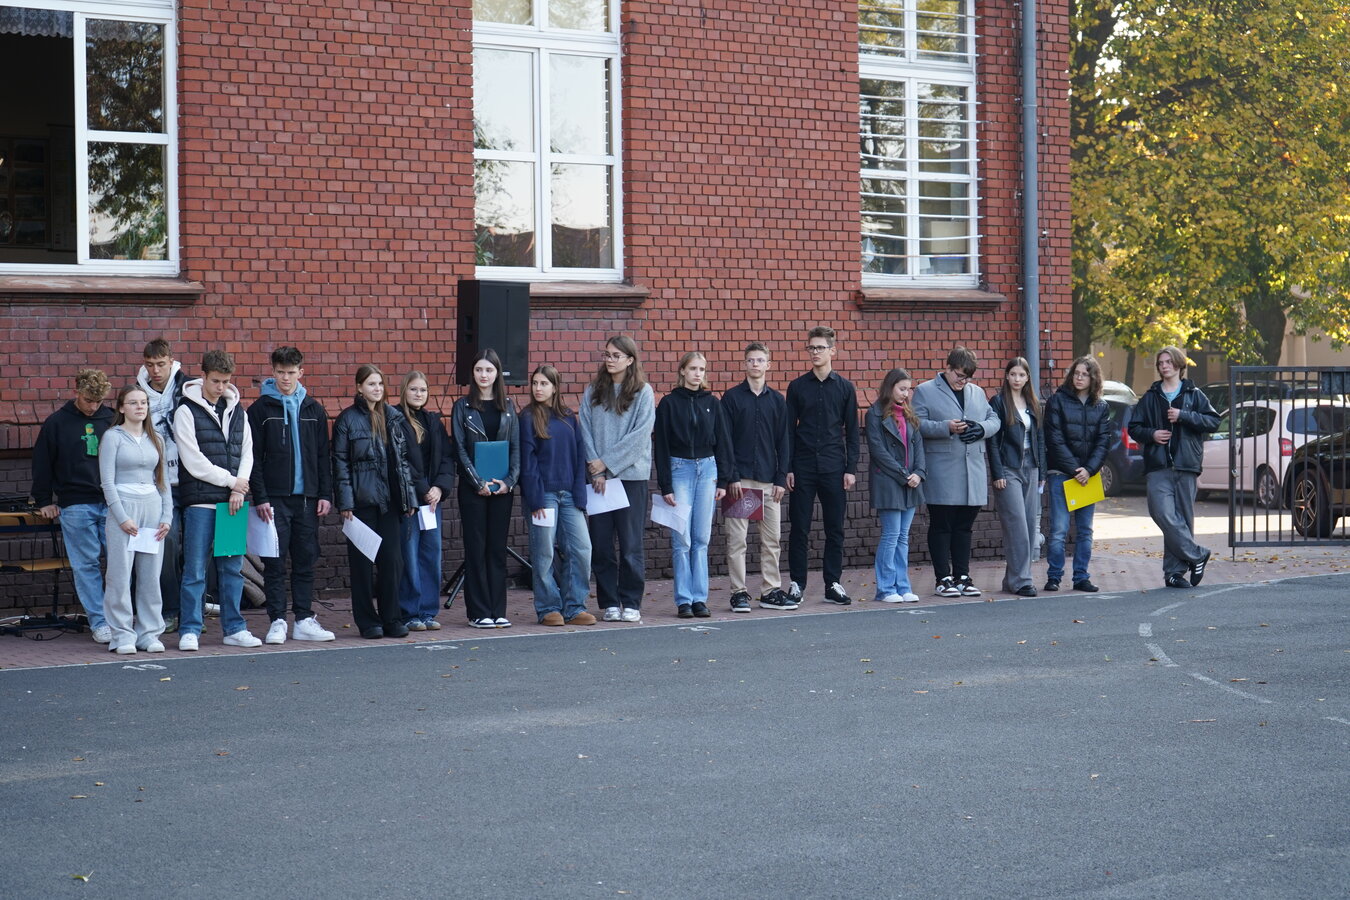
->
<box><xmin>333</xmin><ymin>364</ymin><xmax>420</xmax><ymax>638</ymax></box>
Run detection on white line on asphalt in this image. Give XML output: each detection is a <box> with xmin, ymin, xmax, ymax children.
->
<box><xmin>1189</xmin><ymin>672</ymin><xmax>1272</xmax><ymax>704</ymax></box>
<box><xmin>1192</xmin><ymin>584</ymin><xmax>1247</xmax><ymax>600</ymax></box>
<box><xmin>1149</xmin><ymin>601</ymin><xmax>1185</xmax><ymax>617</ymax></box>
<box><xmin>1145</xmin><ymin>643</ymin><xmax>1178</xmax><ymax>667</ymax></box>
<box><xmin>1324</xmin><ymin>717</ymin><xmax>1350</xmax><ymax>727</ymax></box>
<box><xmin>1139</xmin><ymin>623</ymin><xmax>1153</xmax><ymax>637</ymax></box>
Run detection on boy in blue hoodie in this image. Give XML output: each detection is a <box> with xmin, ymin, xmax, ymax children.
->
<box><xmin>247</xmin><ymin>346</ymin><xmax>335</xmax><ymax>644</ymax></box>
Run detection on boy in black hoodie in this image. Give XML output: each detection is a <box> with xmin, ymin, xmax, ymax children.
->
<box><xmin>31</xmin><ymin>369</ymin><xmax>115</xmax><ymax>642</ymax></box>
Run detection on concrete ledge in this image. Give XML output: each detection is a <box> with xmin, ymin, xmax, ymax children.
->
<box><xmin>0</xmin><ymin>274</ymin><xmax>204</xmax><ymax>306</ymax></box>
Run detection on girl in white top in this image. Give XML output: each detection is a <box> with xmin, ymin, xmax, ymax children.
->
<box><xmin>98</xmin><ymin>386</ymin><xmax>173</xmax><ymax>653</ymax></box>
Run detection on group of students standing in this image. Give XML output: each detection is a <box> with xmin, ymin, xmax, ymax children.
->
<box><xmin>30</xmin><ymin>333</ymin><xmax>1220</xmax><ymax>653</ymax></box>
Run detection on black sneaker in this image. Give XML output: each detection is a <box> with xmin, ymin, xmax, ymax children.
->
<box><xmin>1015</xmin><ymin>585</ymin><xmax>1038</xmax><ymax>597</ymax></box>
<box><xmin>955</xmin><ymin>575</ymin><xmax>982</xmax><ymax>597</ymax></box>
<box><xmin>787</xmin><ymin>581</ymin><xmax>804</xmax><ymax>604</ymax></box>
<box><xmin>758</xmin><ymin>590</ymin><xmax>798</xmax><ymax>610</ymax></box>
<box><xmin>730</xmin><ymin>592</ymin><xmax>752</xmax><ymax>613</ymax></box>
<box><xmin>823</xmin><ymin>582</ymin><xmax>853</xmax><ymax>605</ymax></box>
<box><xmin>1073</xmin><ymin>580</ymin><xmax>1099</xmax><ymax>593</ymax></box>
<box><xmin>691</xmin><ymin>602</ymin><xmax>710</xmax><ymax>618</ymax></box>
<box><xmin>677</xmin><ymin>604</ymin><xmax>694</xmax><ymax>618</ymax></box>
<box><xmin>1165</xmin><ymin>574</ymin><xmax>1192</xmax><ymax>589</ymax></box>
<box><xmin>936</xmin><ymin>576</ymin><xmax>961</xmax><ymax>598</ymax></box>
<box><xmin>1043</xmin><ymin>579</ymin><xmax>1060</xmax><ymax>592</ymax></box>
<box><xmin>1190</xmin><ymin>549</ymin><xmax>1211</xmax><ymax>587</ymax></box>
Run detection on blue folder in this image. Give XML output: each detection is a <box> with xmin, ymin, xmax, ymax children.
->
<box><xmin>474</xmin><ymin>440</ymin><xmax>509</xmax><ymax>486</ymax></box>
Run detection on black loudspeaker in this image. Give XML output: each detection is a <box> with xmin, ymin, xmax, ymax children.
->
<box><xmin>456</xmin><ymin>280</ymin><xmax>530</xmax><ymax>386</ymax></box>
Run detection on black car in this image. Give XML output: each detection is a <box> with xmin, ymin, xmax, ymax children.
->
<box><xmin>1286</xmin><ymin>424</ymin><xmax>1350</xmax><ymax>537</ymax></box>
<box><xmin>1099</xmin><ymin>399</ymin><xmax>1146</xmax><ymax>496</ymax></box>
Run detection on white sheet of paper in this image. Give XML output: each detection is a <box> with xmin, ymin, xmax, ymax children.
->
<box><xmin>585</xmin><ymin>483</ymin><xmax>631</xmax><ymax>516</ymax></box>
<box><xmin>341</xmin><ymin>514</ymin><xmax>382</xmax><ymax>562</ymax></box>
<box><xmin>418</xmin><ymin>505</ymin><xmax>439</xmax><ymax>531</ymax></box>
<box><xmin>529</xmin><ymin>507</ymin><xmax>557</xmax><ymax>528</ymax></box>
<box><xmin>247</xmin><ymin>513</ymin><xmax>280</xmax><ymax>557</ymax></box>
<box><xmin>649</xmin><ymin>493</ymin><xmax>690</xmax><ymax>536</ymax></box>
<box><xmin>128</xmin><ymin>530</ymin><xmax>161</xmax><ymax>554</ymax></box>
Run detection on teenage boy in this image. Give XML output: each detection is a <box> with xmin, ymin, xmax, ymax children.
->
<box><xmin>723</xmin><ymin>342</ymin><xmax>794</xmax><ymax>611</ymax></box>
<box><xmin>1128</xmin><ymin>346</ymin><xmax>1220</xmax><ymax>589</ymax></box>
<box><xmin>247</xmin><ymin>346</ymin><xmax>335</xmax><ymax>644</ymax></box>
<box><xmin>32</xmin><ymin>369</ymin><xmax>115</xmax><ymax>642</ymax></box>
<box><xmin>785</xmin><ymin>326</ymin><xmax>860</xmax><ymax>605</ymax></box>
<box><xmin>136</xmin><ymin>338</ymin><xmax>188</xmax><ymax>632</ymax></box>
<box><xmin>173</xmin><ymin>350</ymin><xmax>260</xmax><ymax>651</ymax></box>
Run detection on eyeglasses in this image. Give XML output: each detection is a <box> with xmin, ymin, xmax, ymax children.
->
<box><xmin>948</xmin><ymin>369</ymin><xmax>974</xmax><ymax>382</ymax></box>
<box><xmin>602</xmin><ymin>352</ymin><xmax>629</xmax><ymax>361</ymax></box>
<box><xmin>806</xmin><ymin>345</ymin><xmax>831</xmax><ymax>354</ymax></box>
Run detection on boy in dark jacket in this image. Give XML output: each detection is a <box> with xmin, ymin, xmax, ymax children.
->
<box><xmin>247</xmin><ymin>346</ymin><xmax>335</xmax><ymax>644</ymax></box>
<box><xmin>31</xmin><ymin>369</ymin><xmax>115</xmax><ymax>641</ymax></box>
<box><xmin>1127</xmin><ymin>346</ymin><xmax>1221</xmax><ymax>588</ymax></box>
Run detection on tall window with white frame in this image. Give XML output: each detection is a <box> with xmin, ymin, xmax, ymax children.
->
<box><xmin>858</xmin><ymin>0</ymin><xmax>977</xmax><ymax>285</ymax></box>
<box><xmin>473</xmin><ymin>0</ymin><xmax>621</xmax><ymax>280</ymax></box>
<box><xmin>0</xmin><ymin>1</ymin><xmax>178</xmax><ymax>274</ymax></box>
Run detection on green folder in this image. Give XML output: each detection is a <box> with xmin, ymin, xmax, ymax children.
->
<box><xmin>214</xmin><ymin>501</ymin><xmax>250</xmax><ymax>556</ymax></box>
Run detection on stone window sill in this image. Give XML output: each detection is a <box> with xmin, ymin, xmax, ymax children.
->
<box><xmin>0</xmin><ymin>275</ymin><xmax>204</xmax><ymax>306</ymax></box>
<box><xmin>855</xmin><ymin>287</ymin><xmax>1007</xmax><ymax>311</ymax></box>
<box><xmin>528</xmin><ymin>281</ymin><xmax>649</xmax><ymax>309</ymax></box>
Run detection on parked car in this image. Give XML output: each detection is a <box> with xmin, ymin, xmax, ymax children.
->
<box><xmin>1100</xmin><ymin>399</ymin><xmax>1145</xmax><ymax>496</ymax></box>
<box><xmin>1200</xmin><ymin>378</ymin><xmax>1346</xmax><ymax>415</ymax></box>
<box><xmin>1102</xmin><ymin>380</ymin><xmax>1137</xmax><ymax>405</ymax></box>
<box><xmin>1286</xmin><ymin>422</ymin><xmax>1350</xmax><ymax>537</ymax></box>
<box><xmin>1196</xmin><ymin>400</ymin><xmax>1350</xmax><ymax>508</ymax></box>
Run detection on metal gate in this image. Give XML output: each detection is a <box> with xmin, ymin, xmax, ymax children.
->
<box><xmin>1208</xmin><ymin>366</ymin><xmax>1350</xmax><ymax>547</ymax></box>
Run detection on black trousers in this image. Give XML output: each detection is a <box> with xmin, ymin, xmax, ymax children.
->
<box><xmin>348</xmin><ymin>505</ymin><xmax>403</xmax><ymax>632</ymax></box>
<box><xmin>587</xmin><ymin>479</ymin><xmax>648</xmax><ymax>610</ymax></box>
<box><xmin>458</xmin><ymin>483</ymin><xmax>514</xmax><ymax>621</ymax></box>
<box><xmin>788</xmin><ymin>468</ymin><xmax>846</xmax><ymax>588</ymax></box>
<box><xmin>926</xmin><ymin>504</ymin><xmax>981</xmax><ymax>580</ymax></box>
<box><xmin>263</xmin><ymin>494</ymin><xmax>318</xmax><ymax>622</ymax></box>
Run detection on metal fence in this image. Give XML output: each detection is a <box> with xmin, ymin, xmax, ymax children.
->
<box><xmin>1211</xmin><ymin>366</ymin><xmax>1350</xmax><ymax>547</ymax></box>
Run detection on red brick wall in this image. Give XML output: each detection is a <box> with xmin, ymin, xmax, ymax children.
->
<box><xmin>0</xmin><ymin>0</ymin><xmax>1071</xmax><ymax>613</ymax></box>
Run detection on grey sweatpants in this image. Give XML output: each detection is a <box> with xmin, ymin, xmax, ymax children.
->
<box><xmin>994</xmin><ymin>458</ymin><xmax>1040</xmax><ymax>592</ymax></box>
<box><xmin>1145</xmin><ymin>468</ymin><xmax>1208</xmax><ymax>579</ymax></box>
<box><xmin>104</xmin><ymin>493</ymin><xmax>167</xmax><ymax>651</ymax></box>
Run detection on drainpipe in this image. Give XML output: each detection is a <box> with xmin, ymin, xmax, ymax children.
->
<box><xmin>1022</xmin><ymin>0</ymin><xmax>1041</xmax><ymax>380</ymax></box>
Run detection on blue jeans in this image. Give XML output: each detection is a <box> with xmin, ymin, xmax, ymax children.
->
<box><xmin>1047</xmin><ymin>474</ymin><xmax>1095</xmax><ymax>584</ymax></box>
<box><xmin>399</xmin><ymin>509</ymin><xmax>444</xmax><ymax>624</ymax></box>
<box><xmin>178</xmin><ymin>505</ymin><xmax>247</xmax><ymax>637</ymax></box>
<box><xmin>60</xmin><ymin>502</ymin><xmax>108</xmax><ymax>629</ymax></box>
<box><xmin>528</xmin><ymin>490</ymin><xmax>593</xmax><ymax>620</ymax></box>
<box><xmin>874</xmin><ymin>506</ymin><xmax>917</xmax><ymax>598</ymax></box>
<box><xmin>669</xmin><ymin>456</ymin><xmax>717</xmax><ymax>607</ymax></box>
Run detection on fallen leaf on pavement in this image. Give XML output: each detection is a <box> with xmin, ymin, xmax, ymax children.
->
<box><xmin>235</xmin><ymin>686</ymin><xmax>250</xmax><ymax>691</ymax></box>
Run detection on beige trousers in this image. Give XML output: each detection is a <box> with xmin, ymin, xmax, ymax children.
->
<box><xmin>725</xmin><ymin>479</ymin><xmax>783</xmax><ymax>594</ymax></box>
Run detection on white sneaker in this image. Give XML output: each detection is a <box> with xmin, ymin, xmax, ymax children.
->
<box><xmin>114</xmin><ymin>644</ymin><xmax>137</xmax><ymax>655</ymax></box>
<box><xmin>139</xmin><ymin>640</ymin><xmax>166</xmax><ymax>653</ymax></box>
<box><xmin>204</xmin><ymin>602</ymin><xmax>221</xmax><ymax>617</ymax></box>
<box><xmin>91</xmin><ymin>624</ymin><xmax>112</xmax><ymax>643</ymax></box>
<box><xmin>879</xmin><ymin>593</ymin><xmax>904</xmax><ymax>603</ymax></box>
<box><xmin>222</xmin><ymin>630</ymin><xmax>262</xmax><ymax>648</ymax></box>
<box><xmin>620</xmin><ymin>608</ymin><xmax>642</xmax><ymax>623</ymax></box>
<box><xmin>265</xmin><ymin>619</ymin><xmax>288</xmax><ymax>645</ymax></box>
<box><xmin>178</xmin><ymin>633</ymin><xmax>199</xmax><ymax>652</ymax></box>
<box><xmin>902</xmin><ymin>593</ymin><xmax>921</xmax><ymax>604</ymax></box>
<box><xmin>293</xmin><ymin>616</ymin><xmax>335</xmax><ymax>642</ymax></box>
<box><xmin>602</xmin><ymin>606</ymin><xmax>622</xmax><ymax>622</ymax></box>
<box><xmin>494</xmin><ymin>617</ymin><xmax>512</xmax><ymax>628</ymax></box>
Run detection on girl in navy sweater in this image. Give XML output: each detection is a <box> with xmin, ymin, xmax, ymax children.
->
<box><xmin>521</xmin><ymin>366</ymin><xmax>595</xmax><ymax>626</ymax></box>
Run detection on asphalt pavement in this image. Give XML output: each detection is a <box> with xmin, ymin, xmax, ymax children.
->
<box><xmin>2</xmin><ymin>572</ymin><xmax>1346</xmax><ymax>899</ymax></box>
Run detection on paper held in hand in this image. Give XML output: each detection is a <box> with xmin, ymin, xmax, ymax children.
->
<box><xmin>128</xmin><ymin>529</ymin><xmax>161</xmax><ymax>555</ymax></box>
<box><xmin>246</xmin><ymin>512</ymin><xmax>280</xmax><ymax>557</ymax></box>
<box><xmin>418</xmin><ymin>505</ymin><xmax>439</xmax><ymax>531</ymax></box>
<box><xmin>342</xmin><ymin>514</ymin><xmax>382</xmax><ymax>562</ymax></box>
<box><xmin>1063</xmin><ymin>472</ymin><xmax>1106</xmax><ymax>511</ymax></box>
<box><xmin>650</xmin><ymin>493</ymin><xmax>691</xmax><ymax>536</ymax></box>
<box><xmin>584</xmin><ymin>483</ymin><xmax>630</xmax><ymax>516</ymax></box>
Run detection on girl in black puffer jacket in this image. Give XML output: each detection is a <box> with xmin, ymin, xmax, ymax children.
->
<box><xmin>1042</xmin><ymin>356</ymin><xmax>1113</xmax><ymax>592</ymax></box>
<box><xmin>333</xmin><ymin>363</ymin><xmax>421</xmax><ymax>639</ymax></box>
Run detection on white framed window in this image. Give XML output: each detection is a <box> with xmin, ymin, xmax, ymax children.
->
<box><xmin>473</xmin><ymin>0</ymin><xmax>621</xmax><ymax>281</ymax></box>
<box><xmin>859</xmin><ymin>0</ymin><xmax>978</xmax><ymax>286</ymax></box>
<box><xmin>0</xmin><ymin>0</ymin><xmax>178</xmax><ymax>274</ymax></box>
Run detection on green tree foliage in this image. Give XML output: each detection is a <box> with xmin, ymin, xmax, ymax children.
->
<box><xmin>1072</xmin><ymin>0</ymin><xmax>1350</xmax><ymax>364</ymax></box>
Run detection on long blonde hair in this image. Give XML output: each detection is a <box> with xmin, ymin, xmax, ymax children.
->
<box><xmin>400</xmin><ymin>371</ymin><xmax>429</xmax><ymax>443</ymax></box>
<box><xmin>113</xmin><ymin>385</ymin><xmax>166</xmax><ymax>490</ymax></box>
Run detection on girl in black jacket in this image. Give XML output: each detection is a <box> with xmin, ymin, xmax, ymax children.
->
<box><xmin>1043</xmin><ymin>355</ymin><xmax>1113</xmax><ymax>592</ymax></box>
<box><xmin>451</xmin><ymin>348</ymin><xmax>520</xmax><ymax>629</ymax></box>
<box><xmin>654</xmin><ymin>351</ymin><xmax>734</xmax><ymax>618</ymax></box>
<box><xmin>395</xmin><ymin>371</ymin><xmax>456</xmax><ymax>631</ymax></box>
<box><xmin>333</xmin><ymin>364</ymin><xmax>420</xmax><ymax>639</ymax></box>
<box><xmin>989</xmin><ymin>357</ymin><xmax>1046</xmax><ymax>596</ymax></box>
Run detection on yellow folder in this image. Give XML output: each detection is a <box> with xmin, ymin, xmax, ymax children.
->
<box><xmin>1063</xmin><ymin>472</ymin><xmax>1105</xmax><ymax>511</ymax></box>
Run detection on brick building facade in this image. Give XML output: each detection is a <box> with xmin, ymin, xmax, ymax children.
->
<box><xmin>1</xmin><ymin>0</ymin><xmax>1070</xmax><ymax>613</ymax></box>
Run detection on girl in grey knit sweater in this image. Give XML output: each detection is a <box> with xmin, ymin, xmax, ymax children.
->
<box><xmin>98</xmin><ymin>386</ymin><xmax>173</xmax><ymax>653</ymax></box>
